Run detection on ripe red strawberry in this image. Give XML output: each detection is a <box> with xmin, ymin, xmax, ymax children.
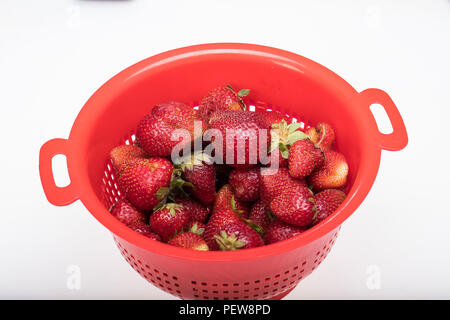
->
<box><xmin>288</xmin><ymin>140</ymin><xmax>324</xmax><ymax>179</ymax></box>
<box><xmin>264</xmin><ymin>220</ymin><xmax>307</xmax><ymax>244</ymax></box>
<box><xmin>198</xmin><ymin>85</ymin><xmax>249</xmax><ymax>121</ymax></box>
<box><xmin>228</xmin><ymin>167</ymin><xmax>260</xmax><ymax>202</ymax></box>
<box><xmin>259</xmin><ymin>167</ymin><xmax>307</xmax><ymax>206</ymax></box>
<box><xmin>312</xmin><ymin>189</ymin><xmax>346</xmax><ymax>226</ymax></box>
<box><xmin>204</xmin><ymin>208</ymin><xmax>243</xmax><ymax>250</ymax></box>
<box><xmin>214</xmin><ymin>222</ymin><xmax>264</xmax><ymax>250</ymax></box>
<box><xmin>186</xmin><ymin>221</ymin><xmax>206</xmax><ymax>236</ymax></box>
<box><xmin>213</xmin><ymin>184</ymin><xmax>249</xmax><ymax>217</ymax></box>
<box><xmin>308</xmin><ymin>151</ymin><xmax>349</xmax><ymax>192</ymax></box>
<box><xmin>306</xmin><ymin>122</ymin><xmax>335</xmax><ymax>151</ymax></box>
<box><xmin>149</xmin><ymin>203</ymin><xmax>190</xmax><ymax>242</ymax></box>
<box><xmin>117</xmin><ymin>158</ymin><xmax>173</xmax><ymax>211</ymax></box>
<box><xmin>110</xmin><ymin>145</ymin><xmax>148</xmax><ymax>172</ymax></box>
<box><xmin>136</xmin><ymin>102</ymin><xmax>203</xmax><ymax>157</ymax></box>
<box><xmin>270</xmin><ymin>187</ymin><xmax>316</xmax><ymax>226</ymax></box>
<box><xmin>175</xmin><ymin>197</ymin><xmax>209</xmax><ymax>223</ymax></box>
<box><xmin>256</xmin><ymin>109</ymin><xmax>290</xmax><ymax>127</ymax></box>
<box><xmin>179</xmin><ymin>152</ymin><xmax>216</xmax><ymax>205</ymax></box>
<box><xmin>110</xmin><ymin>199</ymin><xmax>147</xmax><ymax>226</ymax></box>
<box><xmin>207</xmin><ymin>110</ymin><xmax>270</xmax><ymax>168</ymax></box>
<box><xmin>168</xmin><ymin>232</ymin><xmax>209</xmax><ymax>251</ymax></box>
<box><xmin>249</xmin><ymin>200</ymin><xmax>271</xmax><ymax>234</ymax></box>
<box><xmin>128</xmin><ymin>222</ymin><xmax>161</xmax><ymax>241</ymax></box>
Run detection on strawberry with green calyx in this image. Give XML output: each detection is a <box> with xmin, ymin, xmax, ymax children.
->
<box><xmin>204</xmin><ymin>208</ymin><xmax>243</xmax><ymax>250</ymax></box>
<box><xmin>149</xmin><ymin>203</ymin><xmax>190</xmax><ymax>242</ymax></box>
<box><xmin>205</xmin><ymin>193</ymin><xmax>262</xmax><ymax>249</ymax></box>
<box><xmin>186</xmin><ymin>221</ymin><xmax>206</xmax><ymax>236</ymax></box>
<box><xmin>168</xmin><ymin>232</ymin><xmax>209</xmax><ymax>251</ymax></box>
<box><xmin>264</xmin><ymin>220</ymin><xmax>307</xmax><ymax>245</ymax></box>
<box><xmin>228</xmin><ymin>167</ymin><xmax>260</xmax><ymax>202</ymax></box>
<box><xmin>110</xmin><ymin>199</ymin><xmax>147</xmax><ymax>226</ymax></box>
<box><xmin>117</xmin><ymin>158</ymin><xmax>173</xmax><ymax>211</ymax></box>
<box><xmin>177</xmin><ymin>151</ymin><xmax>216</xmax><ymax>206</ymax></box>
<box><xmin>308</xmin><ymin>151</ymin><xmax>349</xmax><ymax>192</ymax></box>
<box><xmin>270</xmin><ymin>187</ymin><xmax>317</xmax><ymax>227</ymax></box>
<box><xmin>151</xmin><ymin>167</ymin><xmax>193</xmax><ymax>211</ymax></box>
<box><xmin>269</xmin><ymin>120</ymin><xmax>309</xmax><ymax>160</ymax></box>
<box><xmin>288</xmin><ymin>140</ymin><xmax>325</xmax><ymax>179</ymax></box>
<box><xmin>305</xmin><ymin>122</ymin><xmax>335</xmax><ymax>151</ymax></box>
<box><xmin>312</xmin><ymin>189</ymin><xmax>346</xmax><ymax>226</ymax></box>
<box><xmin>214</xmin><ymin>222</ymin><xmax>264</xmax><ymax>251</ymax></box>
<box><xmin>198</xmin><ymin>85</ymin><xmax>250</xmax><ymax>121</ymax></box>
<box><xmin>110</xmin><ymin>145</ymin><xmax>148</xmax><ymax>173</ymax></box>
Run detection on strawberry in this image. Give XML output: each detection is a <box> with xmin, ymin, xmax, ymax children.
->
<box><xmin>214</xmin><ymin>222</ymin><xmax>264</xmax><ymax>250</ymax></box>
<box><xmin>213</xmin><ymin>184</ymin><xmax>249</xmax><ymax>217</ymax></box>
<box><xmin>270</xmin><ymin>187</ymin><xmax>316</xmax><ymax>226</ymax></box>
<box><xmin>308</xmin><ymin>151</ymin><xmax>349</xmax><ymax>192</ymax></box>
<box><xmin>207</xmin><ymin>110</ymin><xmax>269</xmax><ymax>168</ymax></box>
<box><xmin>288</xmin><ymin>140</ymin><xmax>324</xmax><ymax>179</ymax></box>
<box><xmin>149</xmin><ymin>203</ymin><xmax>190</xmax><ymax>242</ymax></box>
<box><xmin>198</xmin><ymin>85</ymin><xmax>249</xmax><ymax>121</ymax></box>
<box><xmin>312</xmin><ymin>189</ymin><xmax>346</xmax><ymax>226</ymax></box>
<box><xmin>204</xmin><ymin>208</ymin><xmax>243</xmax><ymax>250</ymax></box>
<box><xmin>117</xmin><ymin>158</ymin><xmax>173</xmax><ymax>211</ymax></box>
<box><xmin>259</xmin><ymin>167</ymin><xmax>307</xmax><ymax>206</ymax></box>
<box><xmin>305</xmin><ymin>122</ymin><xmax>335</xmax><ymax>151</ymax></box>
<box><xmin>256</xmin><ymin>109</ymin><xmax>290</xmax><ymax>127</ymax></box>
<box><xmin>110</xmin><ymin>145</ymin><xmax>148</xmax><ymax>172</ymax></box>
<box><xmin>110</xmin><ymin>199</ymin><xmax>147</xmax><ymax>226</ymax></box>
<box><xmin>264</xmin><ymin>220</ymin><xmax>307</xmax><ymax>245</ymax></box>
<box><xmin>249</xmin><ymin>200</ymin><xmax>271</xmax><ymax>234</ymax></box>
<box><xmin>186</xmin><ymin>221</ymin><xmax>206</xmax><ymax>236</ymax></box>
<box><xmin>178</xmin><ymin>152</ymin><xmax>216</xmax><ymax>205</ymax></box>
<box><xmin>175</xmin><ymin>197</ymin><xmax>209</xmax><ymax>223</ymax></box>
<box><xmin>128</xmin><ymin>222</ymin><xmax>161</xmax><ymax>241</ymax></box>
<box><xmin>136</xmin><ymin>101</ymin><xmax>203</xmax><ymax>157</ymax></box>
<box><xmin>228</xmin><ymin>167</ymin><xmax>260</xmax><ymax>202</ymax></box>
<box><xmin>168</xmin><ymin>232</ymin><xmax>209</xmax><ymax>251</ymax></box>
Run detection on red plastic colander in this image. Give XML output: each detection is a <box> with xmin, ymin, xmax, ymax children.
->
<box><xmin>39</xmin><ymin>43</ymin><xmax>407</xmax><ymax>300</ymax></box>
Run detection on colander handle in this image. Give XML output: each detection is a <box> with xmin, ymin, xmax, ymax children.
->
<box><xmin>360</xmin><ymin>88</ymin><xmax>408</xmax><ymax>151</ymax></box>
<box><xmin>39</xmin><ymin>138</ymin><xmax>80</xmax><ymax>206</ymax></box>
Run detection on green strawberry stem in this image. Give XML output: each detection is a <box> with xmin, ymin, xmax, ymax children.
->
<box><xmin>214</xmin><ymin>231</ymin><xmax>245</xmax><ymax>251</ymax></box>
<box><xmin>270</xmin><ymin>120</ymin><xmax>309</xmax><ymax>159</ymax></box>
<box><xmin>226</xmin><ymin>84</ymin><xmax>249</xmax><ymax>111</ymax></box>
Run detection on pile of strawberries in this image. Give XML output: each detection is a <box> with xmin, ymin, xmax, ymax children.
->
<box><xmin>108</xmin><ymin>85</ymin><xmax>349</xmax><ymax>251</ymax></box>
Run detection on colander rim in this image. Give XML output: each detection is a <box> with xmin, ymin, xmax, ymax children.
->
<box><xmin>69</xmin><ymin>43</ymin><xmax>383</xmax><ymax>262</ymax></box>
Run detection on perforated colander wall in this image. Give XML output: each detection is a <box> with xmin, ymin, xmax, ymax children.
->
<box><xmin>113</xmin><ymin>230</ymin><xmax>339</xmax><ymax>300</ymax></box>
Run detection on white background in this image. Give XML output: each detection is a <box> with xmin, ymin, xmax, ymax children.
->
<box><xmin>0</xmin><ymin>0</ymin><xmax>449</xmax><ymax>299</ymax></box>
